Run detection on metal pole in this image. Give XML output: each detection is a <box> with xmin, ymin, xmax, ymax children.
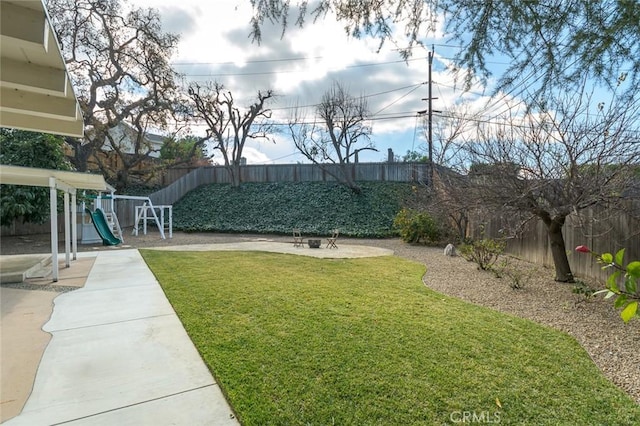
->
<box><xmin>428</xmin><ymin>47</ymin><xmax>433</xmax><ymax>166</ymax></box>
<box><xmin>427</xmin><ymin>45</ymin><xmax>434</xmax><ymax>183</ymax></box>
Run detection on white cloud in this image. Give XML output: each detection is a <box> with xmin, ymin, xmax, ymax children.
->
<box><xmin>130</xmin><ymin>0</ymin><xmax>508</xmax><ymax>164</ymax></box>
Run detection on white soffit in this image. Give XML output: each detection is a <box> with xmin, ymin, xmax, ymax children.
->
<box><xmin>0</xmin><ymin>0</ymin><xmax>84</xmax><ymax>137</ymax></box>
<box><xmin>0</xmin><ymin>165</ymin><xmax>114</xmax><ymax>192</ymax></box>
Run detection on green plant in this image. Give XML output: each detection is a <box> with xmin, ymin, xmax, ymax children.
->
<box><xmin>141</xmin><ymin>250</ymin><xmax>640</xmax><ymax>424</ymax></box>
<box><xmin>494</xmin><ymin>258</ymin><xmax>531</xmax><ymax>290</ymax></box>
<box><xmin>392</xmin><ymin>208</ymin><xmax>441</xmax><ymax>244</ymax></box>
<box><xmin>0</xmin><ymin>129</ymin><xmax>73</xmax><ymax>226</ymax></box>
<box><xmin>459</xmin><ymin>238</ymin><xmax>506</xmax><ymax>271</ymax></box>
<box><xmin>173</xmin><ymin>181</ymin><xmax>413</xmax><ymax>238</ymax></box>
<box><xmin>572</xmin><ymin>279</ymin><xmax>598</xmax><ymax>301</ymax></box>
<box><xmin>576</xmin><ymin>245</ymin><xmax>639</xmax><ymax>322</ymax></box>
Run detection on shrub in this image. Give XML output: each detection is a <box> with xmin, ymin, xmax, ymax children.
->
<box><xmin>393</xmin><ymin>208</ymin><xmax>441</xmax><ymax>244</ymax></box>
<box><xmin>459</xmin><ymin>238</ymin><xmax>506</xmax><ymax>271</ymax></box>
<box><xmin>494</xmin><ymin>258</ymin><xmax>532</xmax><ymax>290</ymax></box>
<box><xmin>572</xmin><ymin>279</ymin><xmax>598</xmax><ymax>300</ymax></box>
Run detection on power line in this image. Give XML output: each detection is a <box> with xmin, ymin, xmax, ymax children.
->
<box><xmin>178</xmin><ymin>56</ymin><xmax>429</xmax><ymax>77</ymax></box>
<box><xmin>270</xmin><ymin>82</ymin><xmax>426</xmax><ymax>112</ymax></box>
<box><xmin>253</xmin><ymin>151</ymin><xmax>302</xmax><ymax>164</ymax></box>
<box><xmin>372</xmin><ymin>84</ymin><xmax>424</xmax><ymax>116</ymax></box>
<box><xmin>475</xmin><ymin>14</ymin><xmax>592</xmax><ymax>120</ymax></box>
<box><xmin>171</xmin><ymin>42</ymin><xmax>469</xmax><ymax>67</ymax></box>
<box><xmin>172</xmin><ymin>56</ymin><xmax>324</xmax><ymax>66</ymax></box>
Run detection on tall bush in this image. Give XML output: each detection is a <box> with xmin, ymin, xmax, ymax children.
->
<box><xmin>0</xmin><ymin>129</ymin><xmax>73</xmax><ymax>226</ymax></box>
<box><xmin>393</xmin><ymin>208</ymin><xmax>441</xmax><ymax>244</ymax></box>
<box><xmin>459</xmin><ymin>238</ymin><xmax>506</xmax><ymax>271</ymax></box>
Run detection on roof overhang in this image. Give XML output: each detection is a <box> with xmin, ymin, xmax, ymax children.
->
<box><xmin>0</xmin><ymin>164</ymin><xmax>114</xmax><ymax>192</ymax></box>
<box><xmin>0</xmin><ymin>0</ymin><xmax>84</xmax><ymax>137</ymax></box>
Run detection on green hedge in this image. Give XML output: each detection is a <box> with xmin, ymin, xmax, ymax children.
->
<box><xmin>173</xmin><ymin>181</ymin><xmax>414</xmax><ymax>237</ymax></box>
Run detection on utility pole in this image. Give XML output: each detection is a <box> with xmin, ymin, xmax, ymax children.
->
<box><xmin>419</xmin><ymin>46</ymin><xmax>440</xmax><ymax>182</ymax></box>
<box><xmin>428</xmin><ymin>46</ymin><xmax>434</xmax><ymax>166</ymax></box>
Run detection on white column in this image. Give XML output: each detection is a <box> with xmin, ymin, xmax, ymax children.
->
<box><xmin>71</xmin><ymin>191</ymin><xmax>77</xmax><ymax>260</ymax></box>
<box><xmin>49</xmin><ymin>177</ymin><xmax>58</xmax><ymax>282</ymax></box>
<box><xmin>64</xmin><ymin>191</ymin><xmax>70</xmax><ymax>267</ymax></box>
<box><xmin>143</xmin><ymin>204</ymin><xmax>148</xmax><ymax>235</ymax></box>
<box><xmin>133</xmin><ymin>205</ymin><xmax>140</xmax><ymax>236</ymax></box>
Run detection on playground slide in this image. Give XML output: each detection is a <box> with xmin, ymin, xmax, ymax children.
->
<box><xmin>85</xmin><ymin>208</ymin><xmax>121</xmax><ymax>246</ymax></box>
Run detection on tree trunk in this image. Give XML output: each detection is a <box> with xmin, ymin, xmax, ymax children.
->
<box><xmin>115</xmin><ymin>169</ymin><xmax>129</xmax><ymax>192</ymax></box>
<box><xmin>233</xmin><ymin>163</ymin><xmax>242</xmax><ymax>187</ymax></box>
<box><xmin>66</xmin><ymin>138</ymin><xmax>91</xmax><ymax>172</ymax></box>
<box><xmin>545</xmin><ymin>216</ymin><xmax>575</xmax><ymax>282</ymax></box>
<box><xmin>226</xmin><ymin>164</ymin><xmax>242</xmax><ymax>187</ymax></box>
<box><xmin>452</xmin><ymin>212</ymin><xmax>468</xmax><ymax>242</ymax></box>
<box><xmin>339</xmin><ymin>163</ymin><xmax>361</xmax><ymax>194</ymax></box>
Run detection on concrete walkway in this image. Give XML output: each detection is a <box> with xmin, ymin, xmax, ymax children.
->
<box><xmin>3</xmin><ymin>249</ymin><xmax>238</xmax><ymax>425</ymax></box>
<box><xmin>2</xmin><ymin>242</ymin><xmax>392</xmax><ymax>425</ymax></box>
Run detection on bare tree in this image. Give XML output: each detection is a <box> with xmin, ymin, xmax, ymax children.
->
<box><xmin>403</xmin><ymin>105</ymin><xmax>478</xmax><ymax>241</ymax></box>
<box><xmin>430</xmin><ymin>104</ymin><xmax>477</xmax><ymax>169</ymax></box>
<box><xmin>187</xmin><ymin>82</ymin><xmax>276</xmax><ymax>187</ymax></box>
<box><xmin>288</xmin><ymin>82</ymin><xmax>377</xmax><ymax>193</ymax></box>
<box><xmin>460</xmin><ymin>81</ymin><xmax>640</xmax><ymax>282</ymax></box>
<box><xmin>48</xmin><ymin>0</ymin><xmax>182</xmax><ymax>189</ymax></box>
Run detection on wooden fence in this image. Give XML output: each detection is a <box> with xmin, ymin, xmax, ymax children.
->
<box><xmin>110</xmin><ymin>162</ymin><xmax>431</xmax><ymax>229</ymax></box>
<box><xmin>1</xmin><ymin>215</ymin><xmax>68</xmax><ymax>235</ymax></box>
<box><xmin>162</xmin><ymin>162</ymin><xmax>431</xmax><ymax>187</ymax></box>
<box><xmin>469</xmin><ymin>200</ymin><xmax>640</xmax><ymax>282</ymax></box>
<box><xmin>1</xmin><ymin>162</ymin><xmax>430</xmax><ymax>236</ymax></box>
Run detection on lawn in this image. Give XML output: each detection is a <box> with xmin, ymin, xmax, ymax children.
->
<box><xmin>141</xmin><ymin>250</ymin><xmax>640</xmax><ymax>425</ymax></box>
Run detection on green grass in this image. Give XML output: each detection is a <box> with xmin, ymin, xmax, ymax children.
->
<box><xmin>141</xmin><ymin>250</ymin><xmax>640</xmax><ymax>425</ymax></box>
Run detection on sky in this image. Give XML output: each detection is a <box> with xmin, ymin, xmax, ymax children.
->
<box><xmin>130</xmin><ymin>0</ymin><xmax>517</xmax><ymax>165</ymax></box>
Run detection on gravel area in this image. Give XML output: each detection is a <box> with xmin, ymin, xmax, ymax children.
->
<box><xmin>2</xmin><ymin>231</ymin><xmax>639</xmax><ymax>404</ymax></box>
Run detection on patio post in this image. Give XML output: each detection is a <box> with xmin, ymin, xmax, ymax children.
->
<box><xmin>64</xmin><ymin>191</ymin><xmax>70</xmax><ymax>267</ymax></box>
<box><xmin>49</xmin><ymin>177</ymin><xmax>58</xmax><ymax>282</ymax></box>
<box><xmin>71</xmin><ymin>191</ymin><xmax>77</xmax><ymax>260</ymax></box>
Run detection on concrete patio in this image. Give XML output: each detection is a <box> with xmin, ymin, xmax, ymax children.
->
<box><xmin>1</xmin><ymin>249</ymin><xmax>239</xmax><ymax>425</ymax></box>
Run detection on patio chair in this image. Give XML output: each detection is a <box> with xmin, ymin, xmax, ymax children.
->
<box><xmin>326</xmin><ymin>229</ymin><xmax>339</xmax><ymax>249</ymax></box>
<box><xmin>293</xmin><ymin>228</ymin><xmax>304</xmax><ymax>247</ymax></box>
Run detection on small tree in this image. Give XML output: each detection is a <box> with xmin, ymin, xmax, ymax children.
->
<box><xmin>399</xmin><ymin>105</ymin><xmax>478</xmax><ymax>242</ymax></box>
<box><xmin>187</xmin><ymin>82</ymin><xmax>276</xmax><ymax>187</ymax></box>
<box><xmin>460</xmin><ymin>82</ymin><xmax>639</xmax><ymax>282</ymax></box>
<box><xmin>419</xmin><ymin>104</ymin><xmax>479</xmax><ymax>242</ymax></box>
<box><xmin>393</xmin><ymin>208</ymin><xmax>441</xmax><ymax>244</ymax></box>
<box><xmin>459</xmin><ymin>238</ymin><xmax>506</xmax><ymax>272</ymax></box>
<box><xmin>160</xmin><ymin>135</ymin><xmax>209</xmax><ymax>167</ymax></box>
<box><xmin>428</xmin><ymin>170</ymin><xmax>475</xmax><ymax>242</ymax></box>
<box><xmin>288</xmin><ymin>82</ymin><xmax>377</xmax><ymax>193</ymax></box>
